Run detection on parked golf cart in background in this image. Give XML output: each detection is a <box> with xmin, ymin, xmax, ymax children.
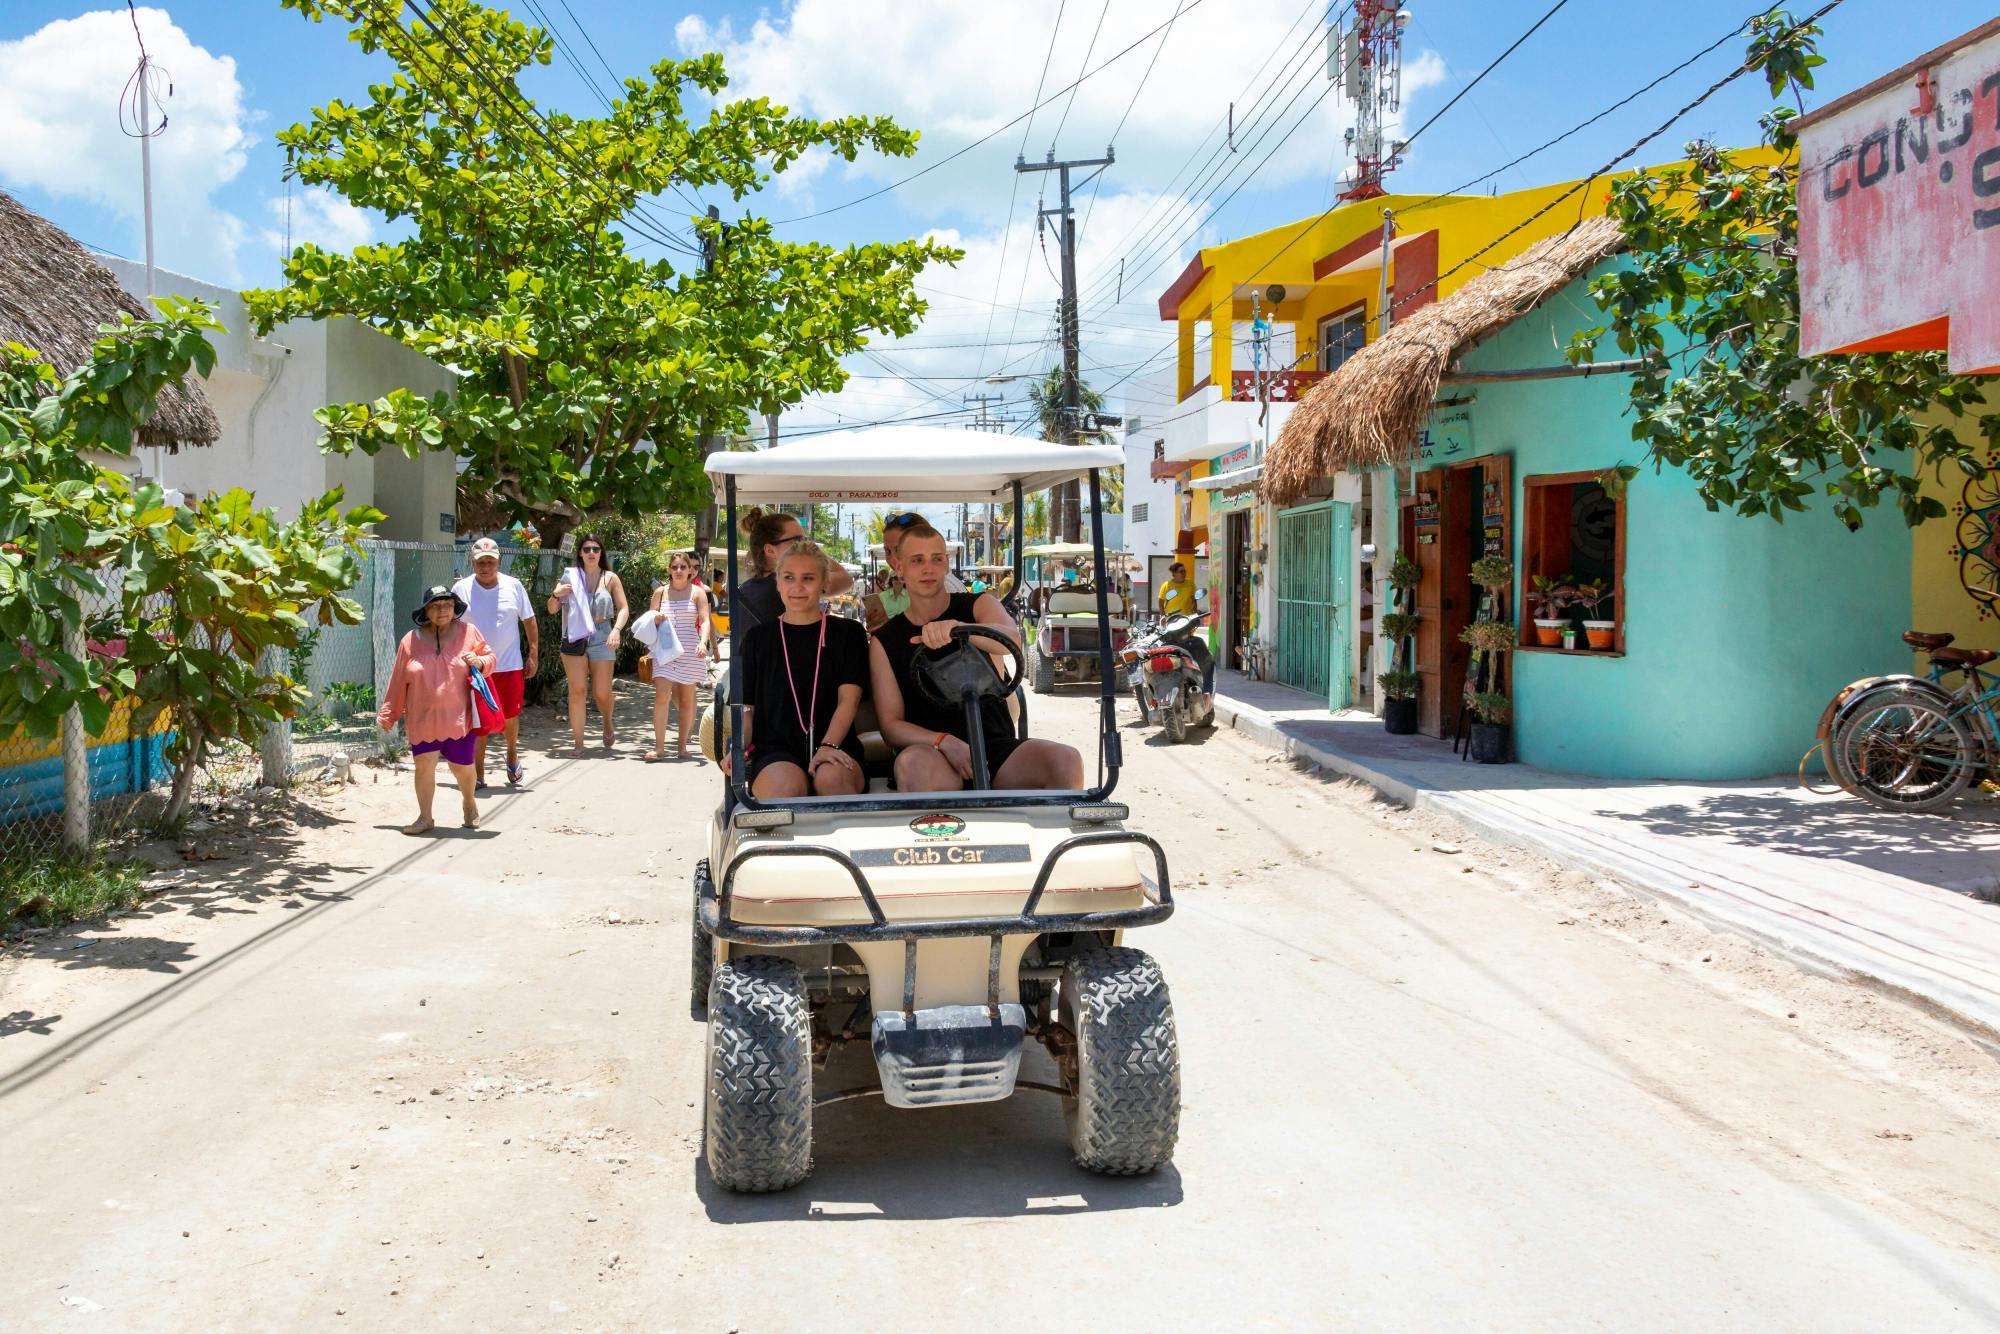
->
<box><xmin>696</xmin><ymin>426</ymin><xmax>1179</xmax><ymax>1193</ymax></box>
<box><xmin>1021</xmin><ymin>540</ymin><xmax>1131</xmax><ymax>695</ymax></box>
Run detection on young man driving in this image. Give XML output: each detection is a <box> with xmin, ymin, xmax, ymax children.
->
<box><xmin>867</xmin><ymin>522</ymin><xmax>1084</xmax><ymax>792</ymax></box>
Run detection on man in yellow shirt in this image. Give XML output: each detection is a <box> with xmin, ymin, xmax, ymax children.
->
<box><xmin>1158</xmin><ymin>562</ymin><xmax>1197</xmax><ymax>617</ymax></box>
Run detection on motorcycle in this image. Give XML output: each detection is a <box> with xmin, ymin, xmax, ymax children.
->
<box><xmin>1121</xmin><ymin>611</ymin><xmax>1214</xmax><ymax>744</ymax></box>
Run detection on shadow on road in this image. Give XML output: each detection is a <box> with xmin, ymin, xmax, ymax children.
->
<box><xmin>695</xmin><ymin>1046</ymin><xmax>1185</xmax><ymax>1223</ymax></box>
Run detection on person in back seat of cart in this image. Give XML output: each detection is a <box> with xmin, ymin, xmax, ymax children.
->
<box><xmin>868</xmin><ymin>522</ymin><xmax>1084</xmax><ymax>792</ymax></box>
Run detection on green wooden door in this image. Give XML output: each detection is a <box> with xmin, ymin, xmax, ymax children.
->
<box><xmin>1275</xmin><ymin>501</ymin><xmax>1351</xmax><ymax>708</ymax></box>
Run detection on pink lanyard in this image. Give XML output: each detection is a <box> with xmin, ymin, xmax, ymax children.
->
<box><xmin>779</xmin><ymin>616</ymin><xmax>827</xmax><ymax>745</ymax></box>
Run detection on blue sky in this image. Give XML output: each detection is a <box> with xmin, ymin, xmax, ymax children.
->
<box><xmin>2</xmin><ymin>0</ymin><xmax>1993</xmax><ymax>440</ymax></box>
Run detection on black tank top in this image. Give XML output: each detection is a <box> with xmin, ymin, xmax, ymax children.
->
<box><xmin>876</xmin><ymin>592</ymin><xmax>1015</xmax><ymax>753</ymax></box>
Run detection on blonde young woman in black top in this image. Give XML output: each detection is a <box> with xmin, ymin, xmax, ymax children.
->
<box><xmin>732</xmin><ymin>541</ymin><xmax>869</xmax><ymax>798</ymax></box>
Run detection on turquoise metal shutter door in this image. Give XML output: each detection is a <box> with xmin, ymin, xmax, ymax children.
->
<box><xmin>1276</xmin><ymin>503</ymin><xmax>1330</xmax><ymax>699</ymax></box>
<box><xmin>1327</xmin><ymin>502</ymin><xmax>1351</xmax><ymax>710</ymax></box>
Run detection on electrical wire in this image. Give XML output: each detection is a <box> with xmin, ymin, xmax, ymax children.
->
<box><xmin>392</xmin><ymin>1</ymin><xmax>704</xmax><ymax>258</ymax></box>
<box><xmin>982</xmin><ymin>0</ymin><xmax>1069</xmax><ymax>378</ymax></box>
<box><xmin>769</xmin><ymin>0</ymin><xmax>1213</xmax><ymax>225</ymax></box>
<box><xmin>1079</xmin><ymin>0</ymin><xmax>1187</xmax><ymax>239</ymax></box>
<box><xmin>1049</xmin><ymin>0</ymin><xmax>1111</xmax><ymax>153</ymax></box>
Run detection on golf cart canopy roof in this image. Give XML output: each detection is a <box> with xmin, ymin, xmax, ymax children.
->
<box><xmin>1023</xmin><ymin>541</ymin><xmax>1101</xmax><ymax>559</ymax></box>
<box><xmin>707</xmin><ymin>426</ymin><xmax>1124</xmax><ymax>503</ymax></box>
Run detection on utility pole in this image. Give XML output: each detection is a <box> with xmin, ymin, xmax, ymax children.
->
<box><xmin>694</xmin><ymin>204</ymin><xmax>725</xmax><ymax>567</ymax></box>
<box><xmin>1016</xmin><ymin>148</ymin><xmax>1113</xmax><ymax>543</ymax></box>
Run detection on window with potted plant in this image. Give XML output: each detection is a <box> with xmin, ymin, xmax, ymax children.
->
<box><xmin>1380</xmin><ymin>551</ymin><xmax>1422</xmax><ymax>734</ymax></box>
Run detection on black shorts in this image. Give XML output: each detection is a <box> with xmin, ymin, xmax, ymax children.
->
<box><xmin>748</xmin><ymin>742</ymin><xmax>865</xmax><ymax>786</ymax></box>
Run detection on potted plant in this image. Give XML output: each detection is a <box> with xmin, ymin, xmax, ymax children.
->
<box><xmin>1469</xmin><ymin>554</ymin><xmax>1512</xmax><ymax>614</ymax></box>
<box><xmin>1528</xmin><ymin>574</ymin><xmax>1575</xmax><ymax>646</ymax></box>
<box><xmin>1573</xmin><ymin>578</ymin><xmax>1615</xmax><ymax>650</ymax></box>
<box><xmin>1380</xmin><ymin>552</ymin><xmax>1423</xmax><ymax>733</ymax></box>
<box><xmin>1380</xmin><ymin>671</ymin><xmax>1420</xmax><ymax>733</ymax></box>
<box><xmin>1467</xmin><ymin>691</ymin><xmax>1512</xmax><ymax>763</ymax></box>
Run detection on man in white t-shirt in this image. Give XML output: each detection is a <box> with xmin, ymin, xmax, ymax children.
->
<box><xmin>453</xmin><ymin>537</ymin><xmax>538</xmax><ymax>787</ymax></box>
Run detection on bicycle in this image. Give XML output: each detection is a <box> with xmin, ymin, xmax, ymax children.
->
<box><xmin>1816</xmin><ymin>630</ymin><xmax>2000</xmax><ymax>812</ymax></box>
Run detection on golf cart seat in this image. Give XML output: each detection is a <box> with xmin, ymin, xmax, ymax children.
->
<box><xmin>1046</xmin><ymin>588</ymin><xmax>1099</xmax><ymax>615</ymax></box>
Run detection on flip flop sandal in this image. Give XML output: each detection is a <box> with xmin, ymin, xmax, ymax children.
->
<box><xmin>401</xmin><ymin>817</ymin><xmax>435</xmax><ymax>836</ymax></box>
<box><xmin>507</xmin><ymin>762</ymin><xmax>526</xmax><ymax>785</ymax></box>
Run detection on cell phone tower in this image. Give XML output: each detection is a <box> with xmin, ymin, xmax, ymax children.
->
<box><xmin>1329</xmin><ymin>0</ymin><xmax>1410</xmax><ymax>201</ymax></box>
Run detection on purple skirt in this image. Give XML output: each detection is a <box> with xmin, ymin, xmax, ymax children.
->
<box><xmin>412</xmin><ymin>733</ymin><xmax>476</xmax><ymax>766</ymax></box>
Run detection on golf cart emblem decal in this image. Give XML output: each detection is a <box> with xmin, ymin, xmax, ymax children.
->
<box><xmin>910</xmin><ymin>813</ymin><xmax>966</xmax><ymax>839</ymax></box>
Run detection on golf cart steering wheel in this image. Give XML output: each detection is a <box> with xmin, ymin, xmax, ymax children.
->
<box><xmin>909</xmin><ymin>623</ymin><xmax>1025</xmax><ymax>713</ymax></box>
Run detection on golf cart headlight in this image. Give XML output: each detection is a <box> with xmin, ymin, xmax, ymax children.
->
<box><xmin>1069</xmin><ymin>803</ymin><xmax>1128</xmax><ymax>825</ymax></box>
<box><xmin>733</xmin><ymin>809</ymin><xmax>795</xmax><ymax>831</ymax></box>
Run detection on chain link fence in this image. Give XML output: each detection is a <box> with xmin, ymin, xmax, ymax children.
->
<box><xmin>0</xmin><ymin>579</ymin><xmax>172</xmax><ymax>863</ymax></box>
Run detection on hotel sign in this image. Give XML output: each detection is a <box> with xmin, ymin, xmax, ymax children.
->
<box><xmin>1797</xmin><ymin>21</ymin><xmax>2000</xmax><ymax>372</ymax></box>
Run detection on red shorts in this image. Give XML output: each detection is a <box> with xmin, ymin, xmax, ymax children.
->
<box><xmin>490</xmin><ymin>669</ymin><xmax>525</xmax><ymax>721</ymax></box>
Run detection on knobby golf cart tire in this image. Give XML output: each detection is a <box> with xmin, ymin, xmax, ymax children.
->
<box><xmin>689</xmin><ymin>860</ymin><xmax>716</xmax><ymax>1020</ymax></box>
<box><xmin>1061</xmin><ymin>947</ymin><xmax>1180</xmax><ymax>1175</ymax></box>
<box><xmin>705</xmin><ymin>956</ymin><xmax>813</xmax><ymax>1192</ymax></box>
<box><xmin>1030</xmin><ymin>644</ymin><xmax>1056</xmax><ymax>694</ymax></box>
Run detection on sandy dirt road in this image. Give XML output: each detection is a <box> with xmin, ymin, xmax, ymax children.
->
<box><xmin>5</xmin><ymin>683</ymin><xmax>2000</xmax><ymax>1331</ymax></box>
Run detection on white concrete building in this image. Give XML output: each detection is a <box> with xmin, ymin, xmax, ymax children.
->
<box><xmin>102</xmin><ymin>260</ymin><xmax>459</xmax><ymax>543</ymax></box>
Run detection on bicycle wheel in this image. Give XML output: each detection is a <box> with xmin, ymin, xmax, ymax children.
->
<box><xmin>1832</xmin><ymin>686</ymin><xmax>1978</xmax><ymax>813</ymax></box>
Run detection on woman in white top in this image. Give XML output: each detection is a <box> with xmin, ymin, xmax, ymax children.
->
<box><xmin>547</xmin><ymin>533</ymin><xmax>629</xmax><ymax>754</ymax></box>
<box><xmin>646</xmin><ymin>550</ymin><xmax>715</xmax><ymax>762</ymax></box>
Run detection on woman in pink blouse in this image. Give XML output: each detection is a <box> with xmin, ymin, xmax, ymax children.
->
<box><xmin>379</xmin><ymin>585</ymin><xmax>497</xmax><ymax>835</ymax></box>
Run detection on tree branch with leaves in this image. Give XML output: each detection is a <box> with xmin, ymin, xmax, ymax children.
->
<box><xmin>247</xmin><ymin>0</ymin><xmax>958</xmax><ymax>549</ymax></box>
<box><xmin>1569</xmin><ymin>7</ymin><xmax>1996</xmax><ymax>529</ymax></box>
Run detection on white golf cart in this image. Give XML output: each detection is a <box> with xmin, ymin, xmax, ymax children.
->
<box><xmin>696</xmin><ymin>426</ymin><xmax>1179</xmax><ymax>1193</ymax></box>
<box><xmin>1021</xmin><ymin>540</ymin><xmax>1131</xmax><ymax>694</ymax></box>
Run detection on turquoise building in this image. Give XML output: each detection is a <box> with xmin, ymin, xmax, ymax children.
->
<box><xmin>1268</xmin><ymin>218</ymin><xmax>1909</xmax><ymax>781</ymax></box>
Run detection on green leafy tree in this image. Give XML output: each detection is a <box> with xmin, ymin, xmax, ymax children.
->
<box><xmin>128</xmin><ymin>488</ymin><xmax>379</xmax><ymax>823</ymax></box>
<box><xmin>0</xmin><ymin>305</ymin><xmax>380</xmax><ymax>825</ymax></box>
<box><xmin>1028</xmin><ymin>367</ymin><xmax>1122</xmax><ymax>535</ymax></box>
<box><xmin>248</xmin><ymin>0</ymin><xmax>957</xmax><ymax>551</ymax></box>
<box><xmin>1570</xmin><ymin>9</ymin><xmax>1996</xmax><ymax>529</ymax></box>
<box><xmin>0</xmin><ymin>303</ymin><xmax>224</xmax><ymax>740</ymax></box>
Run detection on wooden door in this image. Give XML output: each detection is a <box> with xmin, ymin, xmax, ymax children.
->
<box><xmin>1410</xmin><ymin>468</ymin><xmax>1445</xmax><ymax>734</ymax></box>
<box><xmin>1437</xmin><ymin>465</ymin><xmax>1479</xmax><ymax>735</ymax></box>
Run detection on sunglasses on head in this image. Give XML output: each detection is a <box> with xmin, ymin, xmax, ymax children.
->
<box><xmin>882</xmin><ymin>512</ymin><xmax>924</xmax><ymax>530</ymax></box>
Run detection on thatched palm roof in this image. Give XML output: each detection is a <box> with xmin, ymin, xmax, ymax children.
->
<box><xmin>0</xmin><ymin>188</ymin><xmax>219</xmax><ymax>451</ymax></box>
<box><xmin>1264</xmin><ymin>216</ymin><xmax>1625</xmax><ymax>506</ymax></box>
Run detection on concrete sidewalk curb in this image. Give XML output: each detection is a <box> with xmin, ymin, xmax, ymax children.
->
<box><xmin>1212</xmin><ymin>693</ymin><xmax>2000</xmax><ymax>1050</ymax></box>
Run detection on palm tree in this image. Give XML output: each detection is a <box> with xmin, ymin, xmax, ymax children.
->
<box><xmin>1026</xmin><ymin>368</ymin><xmax>1120</xmax><ymax>540</ymax></box>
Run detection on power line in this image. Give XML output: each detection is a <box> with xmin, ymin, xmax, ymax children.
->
<box><xmin>1079</xmin><ymin>0</ymin><xmax>1188</xmax><ymax>239</ymax></box>
<box><xmin>982</xmin><ymin>0</ymin><xmax>1069</xmax><ymax>378</ymax></box>
<box><xmin>1400</xmin><ymin>5</ymin><xmax>1765</xmax><ymax>216</ymax></box>
<box><xmin>1049</xmin><ymin>0</ymin><xmax>1112</xmax><ymax>152</ymax></box>
<box><xmin>770</xmin><ymin>0</ymin><xmax>1213</xmax><ymax>225</ymax></box>
<box><xmin>392</xmin><ymin>1</ymin><xmax>703</xmax><ymax>258</ymax></box>
<box><xmin>1074</xmin><ymin>2</ymin><xmax>1349</xmax><ymax>311</ymax></box>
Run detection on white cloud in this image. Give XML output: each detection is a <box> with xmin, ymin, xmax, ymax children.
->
<box><xmin>676</xmin><ymin>0</ymin><xmax>1446</xmax><ymax>223</ymax></box>
<box><xmin>0</xmin><ymin>7</ymin><xmax>255</xmax><ymax>283</ymax></box>
<box><xmin>783</xmin><ymin>189</ymin><xmax>1204</xmax><ymax>435</ymax></box>
<box><xmin>263</xmin><ymin>185</ymin><xmax>377</xmax><ymax>255</ymax></box>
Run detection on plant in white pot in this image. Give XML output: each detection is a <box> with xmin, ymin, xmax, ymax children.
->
<box><xmin>1528</xmin><ymin>574</ymin><xmax>1575</xmax><ymax>647</ymax></box>
<box><xmin>1573</xmin><ymin>578</ymin><xmax>1615</xmax><ymax>650</ymax></box>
